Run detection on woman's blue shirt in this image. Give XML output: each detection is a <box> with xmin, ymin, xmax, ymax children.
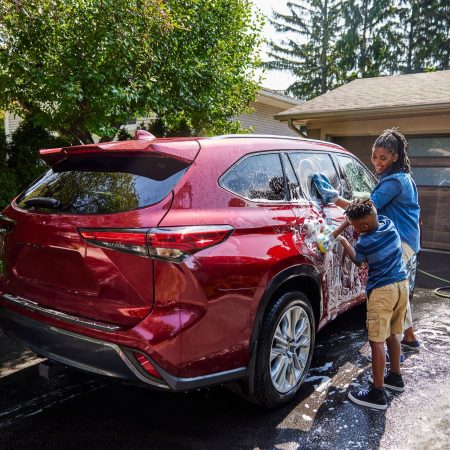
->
<box><xmin>370</xmin><ymin>170</ymin><xmax>420</xmax><ymax>253</ymax></box>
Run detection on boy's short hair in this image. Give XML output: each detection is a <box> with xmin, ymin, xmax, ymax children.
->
<box><xmin>344</xmin><ymin>198</ymin><xmax>376</xmax><ymax>220</ymax></box>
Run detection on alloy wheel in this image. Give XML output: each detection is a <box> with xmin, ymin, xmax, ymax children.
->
<box><xmin>270</xmin><ymin>304</ymin><xmax>312</xmax><ymax>394</ymax></box>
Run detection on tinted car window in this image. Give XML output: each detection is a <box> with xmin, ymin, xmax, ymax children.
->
<box><xmin>336</xmin><ymin>155</ymin><xmax>375</xmax><ymax>199</ymax></box>
<box><xmin>288</xmin><ymin>152</ymin><xmax>340</xmax><ymax>201</ymax></box>
<box><xmin>221</xmin><ymin>153</ymin><xmax>286</xmax><ymax>201</ymax></box>
<box><xmin>16</xmin><ymin>154</ymin><xmax>188</xmax><ymax>214</ymax></box>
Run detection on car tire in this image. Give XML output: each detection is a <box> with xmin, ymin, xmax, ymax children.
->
<box><xmin>251</xmin><ymin>291</ymin><xmax>315</xmax><ymax>407</ymax></box>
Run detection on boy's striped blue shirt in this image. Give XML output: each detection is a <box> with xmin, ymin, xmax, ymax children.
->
<box><xmin>354</xmin><ymin>216</ymin><xmax>407</xmax><ymax>294</ymax></box>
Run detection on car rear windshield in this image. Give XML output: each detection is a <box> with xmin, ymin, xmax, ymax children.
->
<box><xmin>16</xmin><ymin>154</ymin><xmax>189</xmax><ymax>215</ymax></box>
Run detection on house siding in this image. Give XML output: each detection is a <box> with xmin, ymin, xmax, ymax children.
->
<box><xmin>234</xmin><ymin>102</ymin><xmax>298</xmax><ymax>136</ymax></box>
<box><xmin>4</xmin><ymin>112</ymin><xmax>22</xmax><ymax>138</ymax></box>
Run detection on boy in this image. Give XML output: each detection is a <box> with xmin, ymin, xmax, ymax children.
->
<box><xmin>335</xmin><ymin>198</ymin><xmax>408</xmax><ymax>410</ymax></box>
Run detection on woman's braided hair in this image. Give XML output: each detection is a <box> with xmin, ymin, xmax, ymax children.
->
<box><xmin>344</xmin><ymin>198</ymin><xmax>376</xmax><ymax>220</ymax></box>
<box><xmin>373</xmin><ymin>128</ymin><xmax>411</xmax><ymax>173</ymax></box>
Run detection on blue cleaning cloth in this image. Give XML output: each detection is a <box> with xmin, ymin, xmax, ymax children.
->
<box><xmin>312</xmin><ymin>174</ymin><xmax>339</xmax><ymax>204</ymax></box>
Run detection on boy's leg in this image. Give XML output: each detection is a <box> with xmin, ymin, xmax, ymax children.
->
<box><xmin>365</xmin><ymin>282</ymin><xmax>407</xmax><ymax>396</ymax></box>
<box><xmin>380</xmin><ymin>332</ymin><xmax>406</xmax><ymax>392</ymax></box>
<box><xmin>366</xmin><ymin>285</ymin><xmax>392</xmax><ymax>387</ymax></box>
<box><xmin>389</xmin><ymin>279</ymin><xmax>409</xmax><ymax>373</ymax></box>
<box><xmin>370</xmin><ymin>340</ymin><xmax>386</xmax><ymax>388</ymax></box>
<box><xmin>386</xmin><ymin>333</ymin><xmax>401</xmax><ymax>374</ymax></box>
<box><xmin>348</xmin><ymin>287</ymin><xmax>392</xmax><ymax>410</ymax></box>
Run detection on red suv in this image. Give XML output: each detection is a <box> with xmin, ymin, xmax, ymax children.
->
<box><xmin>0</xmin><ymin>134</ymin><xmax>376</xmax><ymax>407</ymax></box>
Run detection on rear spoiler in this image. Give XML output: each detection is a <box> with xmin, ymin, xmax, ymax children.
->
<box><xmin>40</xmin><ymin>139</ymin><xmax>201</xmax><ymax>167</ymax></box>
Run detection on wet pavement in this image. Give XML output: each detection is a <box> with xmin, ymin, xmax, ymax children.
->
<box><xmin>1</xmin><ymin>269</ymin><xmax>449</xmax><ymax>449</ymax></box>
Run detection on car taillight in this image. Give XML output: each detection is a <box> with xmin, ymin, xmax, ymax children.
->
<box><xmin>78</xmin><ymin>229</ymin><xmax>149</xmax><ymax>256</ymax></box>
<box><xmin>78</xmin><ymin>225</ymin><xmax>233</xmax><ymax>262</ymax></box>
<box><xmin>146</xmin><ymin>225</ymin><xmax>234</xmax><ymax>262</ymax></box>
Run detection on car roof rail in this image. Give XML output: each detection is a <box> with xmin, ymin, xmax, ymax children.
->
<box><xmin>211</xmin><ymin>134</ymin><xmax>345</xmax><ymax>149</ymax></box>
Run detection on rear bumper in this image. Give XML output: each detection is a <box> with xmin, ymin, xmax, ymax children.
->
<box><xmin>0</xmin><ymin>299</ymin><xmax>246</xmax><ymax>391</ymax></box>
<box><xmin>0</xmin><ymin>305</ymin><xmax>169</xmax><ymax>389</ymax></box>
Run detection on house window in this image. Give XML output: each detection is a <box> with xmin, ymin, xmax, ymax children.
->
<box><xmin>411</xmin><ymin>167</ymin><xmax>450</xmax><ymax>187</ymax></box>
<box><xmin>408</xmin><ymin>137</ymin><xmax>450</xmax><ymax>157</ymax></box>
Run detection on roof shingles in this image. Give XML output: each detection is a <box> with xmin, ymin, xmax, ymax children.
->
<box><xmin>276</xmin><ymin>70</ymin><xmax>450</xmax><ymax>119</ymax></box>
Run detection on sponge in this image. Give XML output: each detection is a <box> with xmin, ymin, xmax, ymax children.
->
<box><xmin>316</xmin><ymin>226</ymin><xmax>335</xmax><ymax>253</ymax></box>
<box><xmin>317</xmin><ymin>233</ymin><xmax>333</xmax><ymax>253</ymax></box>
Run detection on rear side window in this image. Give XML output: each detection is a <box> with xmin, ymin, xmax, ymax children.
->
<box><xmin>16</xmin><ymin>154</ymin><xmax>189</xmax><ymax>214</ymax></box>
<box><xmin>288</xmin><ymin>152</ymin><xmax>341</xmax><ymax>201</ymax></box>
<box><xmin>220</xmin><ymin>153</ymin><xmax>286</xmax><ymax>201</ymax></box>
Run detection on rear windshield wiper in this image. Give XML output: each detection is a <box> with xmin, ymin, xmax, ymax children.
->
<box><xmin>24</xmin><ymin>197</ymin><xmax>61</xmax><ymax>209</ymax></box>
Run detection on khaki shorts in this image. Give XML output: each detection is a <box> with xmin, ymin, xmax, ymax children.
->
<box><xmin>367</xmin><ymin>279</ymin><xmax>408</xmax><ymax>342</ymax></box>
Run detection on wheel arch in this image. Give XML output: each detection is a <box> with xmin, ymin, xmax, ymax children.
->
<box><xmin>245</xmin><ymin>264</ymin><xmax>322</xmax><ymax>395</ymax></box>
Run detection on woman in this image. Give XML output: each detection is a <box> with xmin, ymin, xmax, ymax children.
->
<box><xmin>314</xmin><ymin>128</ymin><xmax>421</xmax><ymax>349</ymax></box>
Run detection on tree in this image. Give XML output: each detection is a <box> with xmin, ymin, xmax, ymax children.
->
<box><xmin>336</xmin><ymin>0</ymin><xmax>394</xmax><ymax>80</ymax></box>
<box><xmin>0</xmin><ymin>0</ymin><xmax>263</xmax><ymax>143</ymax></box>
<box><xmin>265</xmin><ymin>0</ymin><xmax>341</xmax><ymax>100</ymax></box>
<box><xmin>434</xmin><ymin>1</ymin><xmax>450</xmax><ymax>70</ymax></box>
<box><xmin>411</xmin><ymin>0</ymin><xmax>450</xmax><ymax>72</ymax></box>
<box><xmin>0</xmin><ymin>128</ymin><xmax>17</xmax><ymax>209</ymax></box>
<box><xmin>381</xmin><ymin>0</ymin><xmax>450</xmax><ymax>75</ymax></box>
<box><xmin>0</xmin><ymin>119</ymin><xmax>74</xmax><ymax>209</ymax></box>
<box><xmin>149</xmin><ymin>0</ymin><xmax>264</xmax><ymax>135</ymax></box>
<box><xmin>0</xmin><ymin>0</ymin><xmax>171</xmax><ymax>144</ymax></box>
<box><xmin>266</xmin><ymin>0</ymin><xmax>450</xmax><ymax>99</ymax></box>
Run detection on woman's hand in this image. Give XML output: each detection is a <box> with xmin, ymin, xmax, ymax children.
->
<box><xmin>311</xmin><ymin>174</ymin><xmax>339</xmax><ymax>203</ymax></box>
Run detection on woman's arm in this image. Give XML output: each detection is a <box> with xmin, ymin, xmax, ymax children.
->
<box><xmin>311</xmin><ymin>174</ymin><xmax>352</xmax><ymax>210</ymax></box>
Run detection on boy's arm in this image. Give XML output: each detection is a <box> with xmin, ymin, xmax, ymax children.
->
<box><xmin>336</xmin><ymin>236</ymin><xmax>364</xmax><ymax>267</ymax></box>
<box><xmin>331</xmin><ymin>219</ymin><xmax>350</xmax><ymax>238</ymax></box>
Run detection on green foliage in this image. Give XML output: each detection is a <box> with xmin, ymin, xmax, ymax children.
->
<box><xmin>266</xmin><ymin>0</ymin><xmax>342</xmax><ymax>100</ymax></box>
<box><xmin>0</xmin><ymin>0</ymin><xmax>263</xmax><ymax>142</ymax></box>
<box><xmin>0</xmin><ymin>0</ymin><xmax>170</xmax><ymax>144</ymax></box>
<box><xmin>0</xmin><ymin>119</ymin><xmax>73</xmax><ymax>210</ymax></box>
<box><xmin>336</xmin><ymin>0</ymin><xmax>394</xmax><ymax>80</ymax></box>
<box><xmin>391</xmin><ymin>0</ymin><xmax>450</xmax><ymax>74</ymax></box>
<box><xmin>151</xmin><ymin>0</ymin><xmax>264</xmax><ymax>135</ymax></box>
<box><xmin>266</xmin><ymin>0</ymin><xmax>450</xmax><ymax>100</ymax></box>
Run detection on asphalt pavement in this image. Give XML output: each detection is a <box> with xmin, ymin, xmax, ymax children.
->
<box><xmin>0</xmin><ymin>252</ymin><xmax>449</xmax><ymax>449</ymax></box>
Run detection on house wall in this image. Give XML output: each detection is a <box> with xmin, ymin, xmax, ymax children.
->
<box><xmin>305</xmin><ymin>111</ymin><xmax>450</xmax><ymax>140</ymax></box>
<box><xmin>4</xmin><ymin>112</ymin><xmax>22</xmax><ymax>138</ymax></box>
<box><xmin>235</xmin><ymin>102</ymin><xmax>298</xmax><ymax>136</ymax></box>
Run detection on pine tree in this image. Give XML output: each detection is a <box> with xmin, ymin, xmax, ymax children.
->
<box><xmin>266</xmin><ymin>0</ymin><xmax>450</xmax><ymax>100</ymax></box>
<box><xmin>390</xmin><ymin>0</ymin><xmax>441</xmax><ymax>74</ymax></box>
<box><xmin>426</xmin><ymin>0</ymin><xmax>450</xmax><ymax>70</ymax></box>
<box><xmin>265</xmin><ymin>0</ymin><xmax>341</xmax><ymax>100</ymax></box>
<box><xmin>336</xmin><ymin>0</ymin><xmax>395</xmax><ymax>80</ymax></box>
